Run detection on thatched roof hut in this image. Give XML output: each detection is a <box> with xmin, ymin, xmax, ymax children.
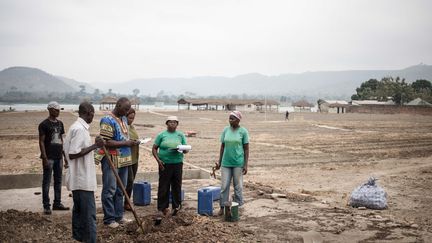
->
<box><xmin>99</xmin><ymin>96</ymin><xmax>141</xmax><ymax>111</ymax></box>
<box><xmin>292</xmin><ymin>100</ymin><xmax>314</xmax><ymax>108</ymax></box>
<box><xmin>130</xmin><ymin>97</ymin><xmax>141</xmax><ymax>110</ymax></box>
<box><xmin>177</xmin><ymin>98</ymin><xmax>279</xmax><ymax>111</ymax></box>
<box><xmin>99</xmin><ymin>96</ymin><xmax>117</xmax><ymax>110</ymax></box>
<box><xmin>292</xmin><ymin>99</ymin><xmax>314</xmax><ymax>112</ymax></box>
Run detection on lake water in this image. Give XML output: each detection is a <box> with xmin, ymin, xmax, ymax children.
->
<box><xmin>0</xmin><ymin>103</ymin><xmax>182</xmax><ymax>112</ymax></box>
<box><xmin>0</xmin><ymin>103</ymin><xmax>307</xmax><ymax>113</ymax></box>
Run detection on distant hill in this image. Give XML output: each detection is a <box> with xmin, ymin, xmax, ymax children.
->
<box><xmin>1</xmin><ymin>64</ymin><xmax>432</xmax><ymax>99</ymax></box>
<box><xmin>101</xmin><ymin>64</ymin><xmax>432</xmax><ymax>98</ymax></box>
<box><xmin>0</xmin><ymin>67</ymin><xmax>75</xmax><ymax>94</ymax></box>
<box><xmin>55</xmin><ymin>75</ymin><xmax>95</xmax><ymax>93</ymax></box>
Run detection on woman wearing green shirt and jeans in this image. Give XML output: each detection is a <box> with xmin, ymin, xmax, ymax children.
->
<box><xmin>216</xmin><ymin>111</ymin><xmax>249</xmax><ymax>215</ymax></box>
<box><xmin>152</xmin><ymin>116</ymin><xmax>188</xmax><ymax>216</ymax></box>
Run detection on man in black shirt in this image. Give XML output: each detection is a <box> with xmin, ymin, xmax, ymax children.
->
<box><xmin>38</xmin><ymin>101</ymin><xmax>69</xmax><ymax>215</ymax></box>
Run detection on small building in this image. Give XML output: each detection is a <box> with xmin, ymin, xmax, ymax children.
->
<box><xmin>99</xmin><ymin>96</ymin><xmax>117</xmax><ymax>111</ymax></box>
<box><xmin>154</xmin><ymin>102</ymin><xmax>164</xmax><ymax>107</ymax></box>
<box><xmin>351</xmin><ymin>100</ymin><xmax>395</xmax><ymax>106</ymax></box>
<box><xmin>177</xmin><ymin>99</ymin><xmax>225</xmax><ymax>110</ymax></box>
<box><xmin>292</xmin><ymin>100</ymin><xmax>314</xmax><ymax>112</ymax></box>
<box><xmin>177</xmin><ymin>98</ymin><xmax>279</xmax><ymax>112</ymax></box>
<box><xmin>318</xmin><ymin>99</ymin><xmax>349</xmax><ymax>113</ymax></box>
<box><xmin>250</xmin><ymin>99</ymin><xmax>280</xmax><ymax>112</ymax></box>
<box><xmin>406</xmin><ymin>98</ymin><xmax>432</xmax><ymax>106</ymax></box>
<box><xmin>130</xmin><ymin>97</ymin><xmax>141</xmax><ymax>110</ymax></box>
<box><xmin>99</xmin><ymin>96</ymin><xmax>141</xmax><ymax>111</ymax></box>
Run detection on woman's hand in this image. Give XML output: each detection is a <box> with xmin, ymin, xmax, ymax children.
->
<box><xmin>157</xmin><ymin>160</ymin><xmax>165</xmax><ymax>171</ymax></box>
<box><xmin>216</xmin><ymin>143</ymin><xmax>224</xmax><ymax>171</ymax></box>
<box><xmin>242</xmin><ymin>165</ymin><xmax>248</xmax><ymax>175</ymax></box>
<box><xmin>152</xmin><ymin>144</ymin><xmax>164</xmax><ymax>170</ymax></box>
<box><xmin>215</xmin><ymin>162</ymin><xmax>221</xmax><ymax>170</ymax></box>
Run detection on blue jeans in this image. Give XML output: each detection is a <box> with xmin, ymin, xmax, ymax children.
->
<box><xmin>42</xmin><ymin>159</ymin><xmax>63</xmax><ymax>209</ymax></box>
<box><xmin>220</xmin><ymin>166</ymin><xmax>244</xmax><ymax>207</ymax></box>
<box><xmin>101</xmin><ymin>157</ymin><xmax>128</xmax><ymax>224</ymax></box>
<box><xmin>72</xmin><ymin>190</ymin><xmax>96</xmax><ymax>243</ymax></box>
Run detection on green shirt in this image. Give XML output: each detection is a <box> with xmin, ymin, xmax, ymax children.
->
<box><xmin>129</xmin><ymin>125</ymin><xmax>139</xmax><ymax>165</ymax></box>
<box><xmin>220</xmin><ymin>126</ymin><xmax>249</xmax><ymax>167</ymax></box>
<box><xmin>154</xmin><ymin>130</ymin><xmax>187</xmax><ymax>164</ymax></box>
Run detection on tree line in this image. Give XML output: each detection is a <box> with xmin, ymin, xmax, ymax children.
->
<box><xmin>0</xmin><ymin>87</ymin><xmax>300</xmax><ymax>105</ymax></box>
<box><xmin>5</xmin><ymin>77</ymin><xmax>429</xmax><ymax>105</ymax></box>
<box><xmin>351</xmin><ymin>77</ymin><xmax>432</xmax><ymax>105</ymax></box>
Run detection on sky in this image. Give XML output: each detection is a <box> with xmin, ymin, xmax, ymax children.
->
<box><xmin>0</xmin><ymin>0</ymin><xmax>431</xmax><ymax>84</ymax></box>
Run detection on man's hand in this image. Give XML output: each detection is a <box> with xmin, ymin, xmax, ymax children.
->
<box><xmin>42</xmin><ymin>157</ymin><xmax>49</xmax><ymax>169</ymax></box>
<box><xmin>125</xmin><ymin>140</ymin><xmax>140</xmax><ymax>147</ymax></box>
<box><xmin>95</xmin><ymin>136</ymin><xmax>105</xmax><ymax>148</ymax></box>
<box><xmin>63</xmin><ymin>152</ymin><xmax>69</xmax><ymax>168</ymax></box>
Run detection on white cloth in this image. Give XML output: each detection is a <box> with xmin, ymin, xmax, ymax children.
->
<box><xmin>64</xmin><ymin>117</ymin><xmax>97</xmax><ymax>191</ymax></box>
<box><xmin>47</xmin><ymin>101</ymin><xmax>60</xmax><ymax>110</ymax></box>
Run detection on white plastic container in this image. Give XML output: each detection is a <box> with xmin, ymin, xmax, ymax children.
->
<box><xmin>177</xmin><ymin>145</ymin><xmax>192</xmax><ymax>151</ymax></box>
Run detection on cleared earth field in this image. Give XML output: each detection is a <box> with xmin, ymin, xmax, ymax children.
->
<box><xmin>0</xmin><ymin>110</ymin><xmax>431</xmax><ymax>242</ymax></box>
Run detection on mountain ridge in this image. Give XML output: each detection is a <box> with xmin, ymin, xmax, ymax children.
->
<box><xmin>1</xmin><ymin>64</ymin><xmax>432</xmax><ymax>99</ymax></box>
<box><xmin>105</xmin><ymin>64</ymin><xmax>432</xmax><ymax>98</ymax></box>
<box><xmin>0</xmin><ymin>67</ymin><xmax>74</xmax><ymax>94</ymax></box>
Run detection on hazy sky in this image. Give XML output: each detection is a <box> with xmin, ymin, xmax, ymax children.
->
<box><xmin>1</xmin><ymin>0</ymin><xmax>431</xmax><ymax>84</ymax></box>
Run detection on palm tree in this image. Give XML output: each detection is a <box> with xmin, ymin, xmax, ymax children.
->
<box><xmin>133</xmin><ymin>88</ymin><xmax>140</xmax><ymax>97</ymax></box>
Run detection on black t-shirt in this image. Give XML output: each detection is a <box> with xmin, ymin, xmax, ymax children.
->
<box><xmin>38</xmin><ymin>119</ymin><xmax>65</xmax><ymax>160</ymax></box>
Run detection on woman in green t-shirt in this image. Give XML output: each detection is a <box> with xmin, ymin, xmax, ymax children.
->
<box><xmin>152</xmin><ymin>116</ymin><xmax>188</xmax><ymax>217</ymax></box>
<box><xmin>215</xmin><ymin>111</ymin><xmax>249</xmax><ymax>216</ymax></box>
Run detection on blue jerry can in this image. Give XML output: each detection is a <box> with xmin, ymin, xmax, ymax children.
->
<box><xmin>198</xmin><ymin>188</ymin><xmax>214</xmax><ymax>215</ymax></box>
<box><xmin>204</xmin><ymin>186</ymin><xmax>221</xmax><ymax>201</ymax></box>
<box><xmin>133</xmin><ymin>181</ymin><xmax>151</xmax><ymax>206</ymax></box>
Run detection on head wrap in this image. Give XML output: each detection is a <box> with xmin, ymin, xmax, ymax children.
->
<box><xmin>47</xmin><ymin>101</ymin><xmax>60</xmax><ymax>110</ymax></box>
<box><xmin>229</xmin><ymin>111</ymin><xmax>242</xmax><ymax>120</ymax></box>
<box><xmin>166</xmin><ymin>116</ymin><xmax>179</xmax><ymax>124</ymax></box>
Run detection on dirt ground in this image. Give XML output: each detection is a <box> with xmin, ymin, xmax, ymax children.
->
<box><xmin>0</xmin><ymin>110</ymin><xmax>432</xmax><ymax>242</ymax></box>
<box><xmin>0</xmin><ymin>208</ymin><xmax>253</xmax><ymax>242</ymax></box>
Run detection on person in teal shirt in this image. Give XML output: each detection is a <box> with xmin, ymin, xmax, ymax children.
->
<box><xmin>152</xmin><ymin>116</ymin><xmax>188</xmax><ymax>217</ymax></box>
<box><xmin>215</xmin><ymin>111</ymin><xmax>249</xmax><ymax>216</ymax></box>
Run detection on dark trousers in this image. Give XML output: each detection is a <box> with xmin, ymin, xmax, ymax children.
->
<box><xmin>42</xmin><ymin>159</ymin><xmax>63</xmax><ymax>209</ymax></box>
<box><xmin>72</xmin><ymin>190</ymin><xmax>96</xmax><ymax>243</ymax></box>
<box><xmin>157</xmin><ymin>163</ymin><xmax>183</xmax><ymax>211</ymax></box>
<box><xmin>125</xmin><ymin>162</ymin><xmax>138</xmax><ymax>204</ymax></box>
